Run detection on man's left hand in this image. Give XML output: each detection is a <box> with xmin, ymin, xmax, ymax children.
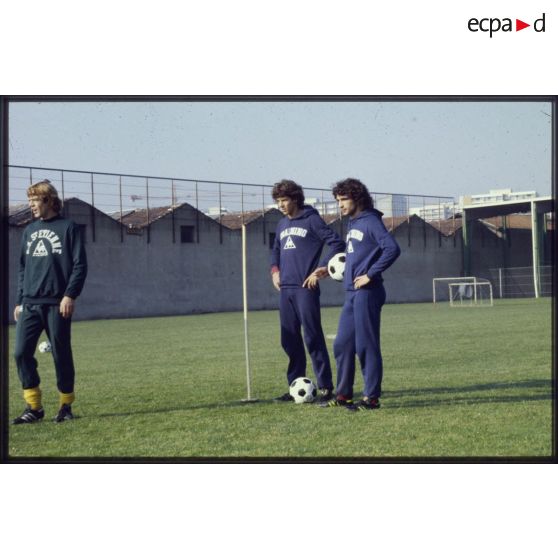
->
<box><xmin>60</xmin><ymin>296</ymin><xmax>75</xmax><ymax>318</ymax></box>
<box><xmin>354</xmin><ymin>275</ymin><xmax>371</xmax><ymax>289</ymax></box>
<box><xmin>302</xmin><ymin>267</ymin><xmax>328</xmax><ymax>289</ymax></box>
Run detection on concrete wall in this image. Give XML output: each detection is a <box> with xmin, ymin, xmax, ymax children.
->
<box><xmin>243</xmin><ymin>210</ymin><xmax>282</xmax><ymax>311</ymax></box>
<box><xmin>8</xmin><ymin>226</ymin><xmax>23</xmax><ymax>319</ymax></box>
<box><xmin>468</xmin><ymin>220</ymin><xmax>533</xmax><ymax>278</ymax></box>
<box><xmin>80</xmin><ymin>201</ymin><xmax>243</xmax><ymax>318</ymax></box>
<box><xmin>385</xmin><ymin>215</ymin><xmax>463</xmax><ymax>303</ymax></box>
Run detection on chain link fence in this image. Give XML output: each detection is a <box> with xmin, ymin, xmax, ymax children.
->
<box><xmin>489</xmin><ymin>266</ymin><xmax>552</xmax><ymax>298</ymax></box>
<box><xmin>8</xmin><ymin>165</ymin><xmax>456</xmax><ymax>231</ymax></box>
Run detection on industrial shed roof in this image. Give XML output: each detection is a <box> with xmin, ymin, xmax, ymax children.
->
<box><xmin>116</xmin><ymin>206</ymin><xmax>177</xmax><ymax>228</ymax></box>
<box><xmin>9</xmin><ymin>200</ymin><xmax>550</xmax><ymax>237</ymax></box>
<box><xmin>218</xmin><ymin>208</ymin><xmax>282</xmax><ymax>230</ymax></box>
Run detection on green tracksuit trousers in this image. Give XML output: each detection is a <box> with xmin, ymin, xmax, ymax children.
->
<box><xmin>14</xmin><ymin>303</ymin><xmax>75</xmax><ymax>394</ymax></box>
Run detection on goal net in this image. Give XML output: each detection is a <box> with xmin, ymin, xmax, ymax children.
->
<box><xmin>433</xmin><ymin>276</ymin><xmax>493</xmax><ymax>306</ymax></box>
<box><xmin>448</xmin><ymin>281</ymin><xmax>493</xmax><ymax>307</ymax></box>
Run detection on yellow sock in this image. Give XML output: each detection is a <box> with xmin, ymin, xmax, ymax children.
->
<box><xmin>59</xmin><ymin>391</ymin><xmax>75</xmax><ymax>407</ymax></box>
<box><xmin>23</xmin><ymin>387</ymin><xmax>42</xmax><ymax>410</ymax></box>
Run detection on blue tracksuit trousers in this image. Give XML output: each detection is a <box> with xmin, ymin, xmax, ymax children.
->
<box><xmin>14</xmin><ymin>303</ymin><xmax>76</xmax><ymax>393</ymax></box>
<box><xmin>333</xmin><ymin>285</ymin><xmax>386</xmax><ymax>399</ymax></box>
<box><xmin>280</xmin><ymin>287</ymin><xmax>333</xmax><ymax>389</ymax></box>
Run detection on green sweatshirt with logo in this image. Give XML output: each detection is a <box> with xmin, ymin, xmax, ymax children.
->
<box><xmin>16</xmin><ymin>215</ymin><xmax>88</xmax><ymax>305</ymax></box>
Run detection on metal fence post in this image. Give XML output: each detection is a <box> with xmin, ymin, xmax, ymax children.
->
<box><xmin>262</xmin><ymin>186</ymin><xmax>266</xmax><ymax>245</ymax></box>
<box><xmin>195</xmin><ymin>181</ymin><xmax>200</xmax><ymax>244</ymax></box>
<box><xmin>90</xmin><ymin>173</ymin><xmax>96</xmax><ymax>242</ymax></box>
<box><xmin>218</xmin><ymin>182</ymin><xmax>223</xmax><ymax>245</ymax></box>
<box><xmin>462</xmin><ymin>209</ymin><xmax>470</xmax><ymax>276</ymax></box>
<box><xmin>146</xmin><ymin>177</ymin><xmax>150</xmax><ymax>244</ymax></box>
<box><xmin>171</xmin><ymin>179</ymin><xmax>176</xmax><ymax>244</ymax></box>
<box><xmin>119</xmin><ymin>175</ymin><xmax>123</xmax><ymax>243</ymax></box>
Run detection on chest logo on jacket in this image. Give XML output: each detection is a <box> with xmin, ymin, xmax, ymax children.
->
<box><xmin>283</xmin><ymin>236</ymin><xmax>297</xmax><ymax>249</ymax></box>
<box><xmin>280</xmin><ymin>227</ymin><xmax>308</xmax><ymax>240</ymax></box>
<box><xmin>346</xmin><ymin>229</ymin><xmax>363</xmax><ymax>254</ymax></box>
<box><xmin>280</xmin><ymin>226</ymin><xmax>308</xmax><ymax>251</ymax></box>
<box><xmin>347</xmin><ymin>229</ymin><xmax>364</xmax><ymax>242</ymax></box>
<box><xmin>32</xmin><ymin>240</ymin><xmax>49</xmax><ymax>257</ymax></box>
<box><xmin>26</xmin><ymin>229</ymin><xmax>63</xmax><ymax>256</ymax></box>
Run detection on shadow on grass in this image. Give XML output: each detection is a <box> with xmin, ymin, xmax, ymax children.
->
<box><xmin>384</xmin><ymin>379</ymin><xmax>551</xmax><ymax>397</ymax></box>
<box><xmin>93</xmin><ymin>378</ymin><xmax>553</xmax><ymax>418</ymax></box>
<box><xmin>383</xmin><ymin>378</ymin><xmax>552</xmax><ymax>409</ymax></box>
<box><xmin>95</xmin><ymin>397</ymin><xmax>284</xmax><ymax>418</ymax></box>
<box><xmin>386</xmin><ymin>393</ymin><xmax>552</xmax><ymax>409</ymax></box>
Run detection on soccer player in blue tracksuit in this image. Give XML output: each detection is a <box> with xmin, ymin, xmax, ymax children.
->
<box><xmin>12</xmin><ymin>180</ymin><xmax>87</xmax><ymax>424</ymax></box>
<box><xmin>270</xmin><ymin>179</ymin><xmax>345</xmax><ymax>403</ymax></box>
<box><xmin>322</xmin><ymin>178</ymin><xmax>400</xmax><ymax>411</ymax></box>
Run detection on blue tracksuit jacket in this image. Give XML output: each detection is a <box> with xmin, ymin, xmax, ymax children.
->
<box><xmin>343</xmin><ymin>208</ymin><xmax>400</xmax><ymax>290</ymax></box>
<box><xmin>270</xmin><ymin>206</ymin><xmax>345</xmax><ymax>288</ymax></box>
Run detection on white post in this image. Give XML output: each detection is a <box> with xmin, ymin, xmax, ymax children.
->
<box><xmin>242</xmin><ymin>224</ymin><xmax>254</xmax><ymax>401</ymax></box>
<box><xmin>473</xmin><ymin>276</ymin><xmax>477</xmax><ymax>304</ymax></box>
<box><xmin>531</xmin><ymin>201</ymin><xmax>540</xmax><ymax>299</ymax></box>
<box><xmin>498</xmin><ymin>268</ymin><xmax>503</xmax><ymax>299</ymax></box>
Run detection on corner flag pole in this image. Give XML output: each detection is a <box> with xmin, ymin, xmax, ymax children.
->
<box><xmin>241</xmin><ymin>224</ymin><xmax>257</xmax><ymax>402</ymax></box>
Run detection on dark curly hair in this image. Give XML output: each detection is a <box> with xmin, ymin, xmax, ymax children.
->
<box><xmin>271</xmin><ymin>179</ymin><xmax>305</xmax><ymax>208</ymax></box>
<box><xmin>332</xmin><ymin>178</ymin><xmax>374</xmax><ymax>211</ymax></box>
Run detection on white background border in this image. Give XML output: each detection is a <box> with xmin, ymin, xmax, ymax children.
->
<box><xmin>1</xmin><ymin>1</ymin><xmax>555</xmax><ymax>556</ymax></box>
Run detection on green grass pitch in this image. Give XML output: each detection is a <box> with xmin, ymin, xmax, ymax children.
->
<box><xmin>7</xmin><ymin>298</ymin><xmax>553</xmax><ymax>459</ymax></box>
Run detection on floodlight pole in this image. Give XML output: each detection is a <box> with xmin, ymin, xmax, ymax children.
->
<box><xmin>462</xmin><ymin>209</ymin><xmax>470</xmax><ymax>276</ymax></box>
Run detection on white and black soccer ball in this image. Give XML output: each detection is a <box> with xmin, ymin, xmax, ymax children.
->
<box><xmin>38</xmin><ymin>341</ymin><xmax>52</xmax><ymax>353</ymax></box>
<box><xmin>328</xmin><ymin>253</ymin><xmax>346</xmax><ymax>282</ymax></box>
<box><xmin>289</xmin><ymin>377</ymin><xmax>317</xmax><ymax>404</ymax></box>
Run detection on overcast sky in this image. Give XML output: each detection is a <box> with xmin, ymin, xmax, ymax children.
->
<box><xmin>7</xmin><ymin>100</ymin><xmax>552</xmax><ymax>211</ymax></box>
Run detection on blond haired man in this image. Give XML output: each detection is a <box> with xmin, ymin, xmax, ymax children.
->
<box><xmin>13</xmin><ymin>180</ymin><xmax>87</xmax><ymax>424</ymax></box>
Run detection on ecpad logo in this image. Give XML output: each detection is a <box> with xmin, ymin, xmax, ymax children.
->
<box><xmin>468</xmin><ymin>13</ymin><xmax>546</xmax><ymax>37</ymax></box>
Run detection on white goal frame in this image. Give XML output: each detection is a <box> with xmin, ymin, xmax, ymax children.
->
<box><xmin>448</xmin><ymin>281</ymin><xmax>494</xmax><ymax>307</ymax></box>
<box><xmin>433</xmin><ymin>276</ymin><xmax>477</xmax><ymax>304</ymax></box>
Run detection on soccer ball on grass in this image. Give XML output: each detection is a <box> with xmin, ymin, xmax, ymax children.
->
<box><xmin>289</xmin><ymin>377</ymin><xmax>317</xmax><ymax>404</ymax></box>
<box><xmin>38</xmin><ymin>341</ymin><xmax>52</xmax><ymax>353</ymax></box>
<box><xmin>328</xmin><ymin>253</ymin><xmax>346</xmax><ymax>282</ymax></box>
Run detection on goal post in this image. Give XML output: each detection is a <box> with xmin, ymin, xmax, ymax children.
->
<box><xmin>433</xmin><ymin>276</ymin><xmax>493</xmax><ymax>306</ymax></box>
<box><xmin>433</xmin><ymin>276</ymin><xmax>476</xmax><ymax>304</ymax></box>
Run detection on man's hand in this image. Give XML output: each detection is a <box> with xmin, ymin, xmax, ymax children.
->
<box><xmin>13</xmin><ymin>305</ymin><xmax>22</xmax><ymax>322</ymax></box>
<box><xmin>60</xmin><ymin>296</ymin><xmax>75</xmax><ymax>318</ymax></box>
<box><xmin>272</xmin><ymin>271</ymin><xmax>281</xmax><ymax>291</ymax></box>
<box><xmin>302</xmin><ymin>267</ymin><xmax>328</xmax><ymax>289</ymax></box>
<box><xmin>354</xmin><ymin>274</ymin><xmax>371</xmax><ymax>289</ymax></box>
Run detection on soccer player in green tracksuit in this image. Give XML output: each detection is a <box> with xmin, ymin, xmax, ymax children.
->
<box><xmin>12</xmin><ymin>180</ymin><xmax>88</xmax><ymax>424</ymax></box>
